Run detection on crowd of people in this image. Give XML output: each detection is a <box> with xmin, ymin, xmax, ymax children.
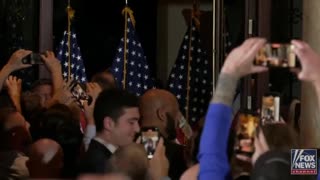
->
<box><xmin>0</xmin><ymin>38</ymin><xmax>319</xmax><ymax>180</ymax></box>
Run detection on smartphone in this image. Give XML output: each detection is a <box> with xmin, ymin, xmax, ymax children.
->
<box><xmin>69</xmin><ymin>80</ymin><xmax>91</xmax><ymax>107</ymax></box>
<box><xmin>234</xmin><ymin>109</ymin><xmax>259</xmax><ymax>156</ymax></box>
<box><xmin>261</xmin><ymin>92</ymin><xmax>280</xmax><ymax>125</ymax></box>
<box><xmin>255</xmin><ymin>43</ymin><xmax>296</xmax><ymax>68</ymax></box>
<box><xmin>21</xmin><ymin>53</ymin><xmax>43</xmax><ymax>65</ymax></box>
<box><xmin>140</xmin><ymin>127</ymin><xmax>160</xmax><ymax>159</ymax></box>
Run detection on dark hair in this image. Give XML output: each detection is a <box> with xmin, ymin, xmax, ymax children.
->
<box><xmin>256</xmin><ymin>123</ymin><xmax>298</xmax><ymax>151</ymax></box>
<box><xmin>34</xmin><ymin>104</ymin><xmax>83</xmax><ymax>177</ymax></box>
<box><xmin>37</xmin><ymin>104</ymin><xmax>82</xmax><ymax>145</ymax></box>
<box><xmin>0</xmin><ymin>107</ymin><xmax>18</xmax><ymax>133</ymax></box>
<box><xmin>94</xmin><ymin>89</ymin><xmax>139</xmax><ymax>132</ymax></box>
<box><xmin>21</xmin><ymin>92</ymin><xmax>42</xmax><ymax>121</ymax></box>
<box><xmin>0</xmin><ymin>126</ymin><xmax>32</xmax><ymax>152</ymax></box>
<box><xmin>91</xmin><ymin>71</ymin><xmax>116</xmax><ymax>90</ymax></box>
<box><xmin>0</xmin><ymin>108</ymin><xmax>31</xmax><ymax>152</ymax></box>
<box><xmin>108</xmin><ymin>144</ymin><xmax>149</xmax><ymax>180</ymax></box>
<box><xmin>252</xmin><ymin>151</ymin><xmax>313</xmax><ymax>180</ymax></box>
<box><xmin>0</xmin><ymin>93</ymin><xmax>16</xmax><ymax>109</ymax></box>
<box><xmin>30</xmin><ymin>79</ymin><xmax>52</xmax><ymax>91</ymax></box>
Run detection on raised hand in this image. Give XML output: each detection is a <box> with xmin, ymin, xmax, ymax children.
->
<box><xmin>41</xmin><ymin>51</ymin><xmax>63</xmax><ymax>93</ymax></box>
<box><xmin>83</xmin><ymin>83</ymin><xmax>102</xmax><ymax>125</ymax></box>
<box><xmin>86</xmin><ymin>82</ymin><xmax>102</xmax><ymax>101</ymax></box>
<box><xmin>0</xmin><ymin>50</ymin><xmax>31</xmax><ymax>92</ymax></box>
<box><xmin>6</xmin><ymin>49</ymin><xmax>32</xmax><ymax>71</ymax></box>
<box><xmin>221</xmin><ymin>38</ymin><xmax>268</xmax><ymax>78</ymax></box>
<box><xmin>252</xmin><ymin>130</ymin><xmax>269</xmax><ymax>164</ymax></box>
<box><xmin>5</xmin><ymin>76</ymin><xmax>22</xmax><ymax>98</ymax></box>
<box><xmin>5</xmin><ymin>76</ymin><xmax>22</xmax><ymax>112</ymax></box>
<box><xmin>40</xmin><ymin>51</ymin><xmax>62</xmax><ymax>73</ymax></box>
<box><xmin>291</xmin><ymin>40</ymin><xmax>320</xmax><ymax>85</ymax></box>
<box><xmin>46</xmin><ymin>80</ymin><xmax>74</xmax><ymax>107</ymax></box>
<box><xmin>148</xmin><ymin>138</ymin><xmax>169</xmax><ymax>180</ymax></box>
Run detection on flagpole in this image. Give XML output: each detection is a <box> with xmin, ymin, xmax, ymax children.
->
<box><xmin>186</xmin><ymin>29</ymin><xmax>192</xmax><ymax>124</ymax></box>
<box><xmin>186</xmin><ymin>0</ymin><xmax>199</xmax><ymax>124</ymax></box>
<box><xmin>122</xmin><ymin>7</ymin><xmax>128</xmax><ymax>89</ymax></box>
<box><xmin>67</xmin><ymin>0</ymin><xmax>72</xmax><ymax>81</ymax></box>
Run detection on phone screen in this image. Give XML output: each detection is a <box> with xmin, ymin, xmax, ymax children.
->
<box><xmin>21</xmin><ymin>53</ymin><xmax>43</xmax><ymax>65</ymax></box>
<box><xmin>69</xmin><ymin>81</ymin><xmax>90</xmax><ymax>107</ymax></box>
<box><xmin>234</xmin><ymin>110</ymin><xmax>259</xmax><ymax>156</ymax></box>
<box><xmin>255</xmin><ymin>43</ymin><xmax>296</xmax><ymax>68</ymax></box>
<box><xmin>141</xmin><ymin>127</ymin><xmax>160</xmax><ymax>159</ymax></box>
<box><xmin>261</xmin><ymin>93</ymin><xmax>280</xmax><ymax>125</ymax></box>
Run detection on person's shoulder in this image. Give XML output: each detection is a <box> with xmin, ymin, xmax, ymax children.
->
<box><xmin>79</xmin><ymin>143</ymin><xmax>112</xmax><ymax>174</ymax></box>
<box><xmin>86</xmin><ymin>140</ymin><xmax>112</xmax><ymax>158</ymax></box>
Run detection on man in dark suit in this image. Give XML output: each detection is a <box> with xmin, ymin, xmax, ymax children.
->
<box><xmin>140</xmin><ymin>89</ymin><xmax>187</xmax><ymax>180</ymax></box>
<box><xmin>78</xmin><ymin>89</ymin><xmax>140</xmax><ymax>174</ymax></box>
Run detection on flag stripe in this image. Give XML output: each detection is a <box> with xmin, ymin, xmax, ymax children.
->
<box><xmin>110</xmin><ymin>14</ymin><xmax>154</xmax><ymax>96</ymax></box>
<box><xmin>168</xmin><ymin>19</ymin><xmax>213</xmax><ymax>125</ymax></box>
<box><xmin>57</xmin><ymin>30</ymin><xmax>87</xmax><ymax>83</ymax></box>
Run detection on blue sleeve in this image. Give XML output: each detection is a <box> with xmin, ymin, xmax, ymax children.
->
<box><xmin>198</xmin><ymin>103</ymin><xmax>233</xmax><ymax>180</ymax></box>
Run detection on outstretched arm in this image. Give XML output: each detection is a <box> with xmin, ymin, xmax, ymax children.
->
<box><xmin>41</xmin><ymin>51</ymin><xmax>63</xmax><ymax>94</ymax></box>
<box><xmin>198</xmin><ymin>38</ymin><xmax>267</xmax><ymax>180</ymax></box>
<box><xmin>292</xmin><ymin>40</ymin><xmax>320</xmax><ymax>148</ymax></box>
<box><xmin>292</xmin><ymin>40</ymin><xmax>320</xmax><ymax>107</ymax></box>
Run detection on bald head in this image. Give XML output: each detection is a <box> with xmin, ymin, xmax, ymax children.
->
<box><xmin>29</xmin><ymin>139</ymin><xmax>62</xmax><ymax>161</ymax></box>
<box><xmin>140</xmin><ymin>89</ymin><xmax>180</xmax><ymax>140</ymax></box>
<box><xmin>140</xmin><ymin>89</ymin><xmax>179</xmax><ymax>122</ymax></box>
<box><xmin>109</xmin><ymin>143</ymin><xmax>149</xmax><ymax>180</ymax></box>
<box><xmin>27</xmin><ymin>138</ymin><xmax>63</xmax><ymax>178</ymax></box>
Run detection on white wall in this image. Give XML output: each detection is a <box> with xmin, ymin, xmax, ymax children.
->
<box><xmin>156</xmin><ymin>0</ymin><xmax>212</xmax><ymax>85</ymax></box>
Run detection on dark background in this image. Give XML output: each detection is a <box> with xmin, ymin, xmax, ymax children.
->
<box><xmin>268</xmin><ymin>0</ymin><xmax>302</xmax><ymax>104</ymax></box>
<box><xmin>0</xmin><ymin>0</ymin><xmax>158</xmax><ymax>80</ymax></box>
<box><xmin>53</xmin><ymin>0</ymin><xmax>158</xmax><ymax>79</ymax></box>
<box><xmin>0</xmin><ymin>0</ymin><xmax>302</xmax><ymax>103</ymax></box>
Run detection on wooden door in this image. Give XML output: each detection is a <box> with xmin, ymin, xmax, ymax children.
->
<box><xmin>241</xmin><ymin>0</ymin><xmax>272</xmax><ymax>110</ymax></box>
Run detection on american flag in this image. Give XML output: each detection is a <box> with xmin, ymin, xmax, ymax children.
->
<box><xmin>110</xmin><ymin>15</ymin><xmax>154</xmax><ymax>96</ymax></box>
<box><xmin>57</xmin><ymin>30</ymin><xmax>87</xmax><ymax>83</ymax></box>
<box><xmin>167</xmin><ymin>19</ymin><xmax>213</xmax><ymax>125</ymax></box>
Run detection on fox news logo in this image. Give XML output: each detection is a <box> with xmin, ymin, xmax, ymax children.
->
<box><xmin>291</xmin><ymin>149</ymin><xmax>317</xmax><ymax>175</ymax></box>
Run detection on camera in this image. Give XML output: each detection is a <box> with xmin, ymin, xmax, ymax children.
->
<box><xmin>69</xmin><ymin>80</ymin><xmax>92</xmax><ymax>108</ymax></box>
<box><xmin>234</xmin><ymin>109</ymin><xmax>259</xmax><ymax>157</ymax></box>
<box><xmin>255</xmin><ymin>43</ymin><xmax>296</xmax><ymax>68</ymax></box>
<box><xmin>261</xmin><ymin>92</ymin><xmax>281</xmax><ymax>125</ymax></box>
<box><xmin>140</xmin><ymin>127</ymin><xmax>160</xmax><ymax>159</ymax></box>
<box><xmin>21</xmin><ymin>53</ymin><xmax>43</xmax><ymax>65</ymax></box>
